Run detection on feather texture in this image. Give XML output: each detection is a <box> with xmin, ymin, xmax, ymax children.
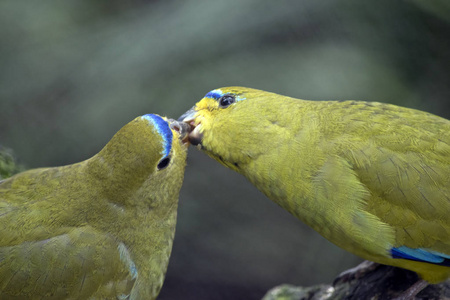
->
<box><xmin>0</xmin><ymin>114</ymin><xmax>188</xmax><ymax>299</ymax></box>
<box><xmin>180</xmin><ymin>87</ymin><xmax>450</xmax><ymax>287</ymax></box>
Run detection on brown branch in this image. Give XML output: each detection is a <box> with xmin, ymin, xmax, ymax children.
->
<box><xmin>263</xmin><ymin>264</ymin><xmax>450</xmax><ymax>300</ymax></box>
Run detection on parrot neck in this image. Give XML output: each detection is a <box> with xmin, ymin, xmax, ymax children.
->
<box><xmin>114</xmin><ymin>202</ymin><xmax>178</xmax><ymax>297</ymax></box>
<box><xmin>85</xmin><ymin>145</ymin><xmax>155</xmax><ymax>207</ymax></box>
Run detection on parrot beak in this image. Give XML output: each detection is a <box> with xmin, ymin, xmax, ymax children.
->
<box><xmin>177</xmin><ymin>107</ymin><xmax>196</xmax><ymax>123</ymax></box>
<box><xmin>168</xmin><ymin>119</ymin><xmax>191</xmax><ymax>146</ymax></box>
<box><xmin>178</xmin><ymin>107</ymin><xmax>203</xmax><ymax>146</ymax></box>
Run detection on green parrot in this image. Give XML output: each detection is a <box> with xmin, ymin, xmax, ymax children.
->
<box><xmin>0</xmin><ymin>114</ymin><xmax>189</xmax><ymax>299</ymax></box>
<box><xmin>179</xmin><ymin>87</ymin><xmax>450</xmax><ymax>299</ymax></box>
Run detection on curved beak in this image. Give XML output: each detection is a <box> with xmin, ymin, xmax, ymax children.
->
<box><xmin>168</xmin><ymin>119</ymin><xmax>191</xmax><ymax>146</ymax></box>
<box><xmin>178</xmin><ymin>106</ymin><xmax>203</xmax><ymax>146</ymax></box>
<box><xmin>178</xmin><ymin>107</ymin><xmax>197</xmax><ymax>123</ymax></box>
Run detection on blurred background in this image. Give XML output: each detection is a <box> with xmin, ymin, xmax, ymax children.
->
<box><xmin>1</xmin><ymin>0</ymin><xmax>449</xmax><ymax>299</ymax></box>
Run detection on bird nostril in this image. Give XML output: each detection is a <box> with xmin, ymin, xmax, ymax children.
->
<box><xmin>171</xmin><ymin>123</ymin><xmax>181</xmax><ymax>132</ymax></box>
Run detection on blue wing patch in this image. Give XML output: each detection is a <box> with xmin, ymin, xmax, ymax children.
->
<box><xmin>391</xmin><ymin>246</ymin><xmax>450</xmax><ymax>266</ymax></box>
<box><xmin>141</xmin><ymin>114</ymin><xmax>173</xmax><ymax>159</ymax></box>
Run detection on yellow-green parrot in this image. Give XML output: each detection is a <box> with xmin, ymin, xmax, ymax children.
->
<box><xmin>0</xmin><ymin>114</ymin><xmax>189</xmax><ymax>300</ymax></box>
<box><xmin>179</xmin><ymin>87</ymin><xmax>450</xmax><ymax>299</ymax></box>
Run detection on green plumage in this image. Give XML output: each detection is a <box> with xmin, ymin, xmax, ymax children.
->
<box><xmin>180</xmin><ymin>87</ymin><xmax>450</xmax><ymax>289</ymax></box>
<box><xmin>0</xmin><ymin>115</ymin><xmax>188</xmax><ymax>299</ymax></box>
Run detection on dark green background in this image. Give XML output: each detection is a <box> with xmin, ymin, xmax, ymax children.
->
<box><xmin>1</xmin><ymin>1</ymin><xmax>449</xmax><ymax>299</ymax></box>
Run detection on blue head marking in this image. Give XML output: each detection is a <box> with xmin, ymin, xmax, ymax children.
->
<box><xmin>204</xmin><ymin>89</ymin><xmax>246</xmax><ymax>101</ymax></box>
<box><xmin>141</xmin><ymin>114</ymin><xmax>173</xmax><ymax>159</ymax></box>
<box><xmin>205</xmin><ymin>89</ymin><xmax>224</xmax><ymax>100</ymax></box>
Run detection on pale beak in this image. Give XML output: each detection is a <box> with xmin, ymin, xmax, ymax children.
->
<box><xmin>177</xmin><ymin>107</ymin><xmax>196</xmax><ymax>123</ymax></box>
<box><xmin>168</xmin><ymin>119</ymin><xmax>191</xmax><ymax>146</ymax></box>
<box><xmin>178</xmin><ymin>107</ymin><xmax>203</xmax><ymax>146</ymax></box>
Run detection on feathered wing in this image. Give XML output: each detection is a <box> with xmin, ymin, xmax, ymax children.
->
<box><xmin>0</xmin><ymin>173</ymin><xmax>137</xmax><ymax>299</ymax></box>
<box><xmin>347</xmin><ymin>143</ymin><xmax>450</xmax><ymax>262</ymax></box>
<box><xmin>0</xmin><ymin>221</ymin><xmax>135</xmax><ymax>300</ymax></box>
<box><xmin>322</xmin><ymin>101</ymin><xmax>450</xmax><ymax>265</ymax></box>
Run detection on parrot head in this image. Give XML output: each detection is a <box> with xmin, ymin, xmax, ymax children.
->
<box><xmin>139</xmin><ymin>114</ymin><xmax>190</xmax><ymax>170</ymax></box>
<box><xmin>101</xmin><ymin>113</ymin><xmax>189</xmax><ymax>170</ymax></box>
<box><xmin>179</xmin><ymin>87</ymin><xmax>287</xmax><ymax>171</ymax></box>
<box><xmin>90</xmin><ymin>114</ymin><xmax>190</xmax><ymax>205</ymax></box>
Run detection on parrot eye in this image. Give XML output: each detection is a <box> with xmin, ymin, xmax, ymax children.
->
<box><xmin>157</xmin><ymin>157</ymin><xmax>171</xmax><ymax>170</ymax></box>
<box><xmin>218</xmin><ymin>95</ymin><xmax>236</xmax><ymax>108</ymax></box>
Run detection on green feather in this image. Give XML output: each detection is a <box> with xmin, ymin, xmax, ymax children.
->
<box><xmin>0</xmin><ymin>115</ymin><xmax>188</xmax><ymax>299</ymax></box>
<box><xmin>181</xmin><ymin>87</ymin><xmax>450</xmax><ymax>286</ymax></box>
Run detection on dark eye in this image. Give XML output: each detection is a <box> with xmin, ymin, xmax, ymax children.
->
<box><xmin>218</xmin><ymin>95</ymin><xmax>235</xmax><ymax>108</ymax></box>
<box><xmin>157</xmin><ymin>157</ymin><xmax>171</xmax><ymax>170</ymax></box>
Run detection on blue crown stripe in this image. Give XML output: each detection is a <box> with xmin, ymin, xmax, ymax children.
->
<box><xmin>141</xmin><ymin>114</ymin><xmax>173</xmax><ymax>158</ymax></box>
<box><xmin>205</xmin><ymin>89</ymin><xmax>224</xmax><ymax>100</ymax></box>
<box><xmin>204</xmin><ymin>89</ymin><xmax>246</xmax><ymax>102</ymax></box>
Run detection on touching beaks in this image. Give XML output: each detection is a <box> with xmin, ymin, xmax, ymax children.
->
<box><xmin>178</xmin><ymin>107</ymin><xmax>203</xmax><ymax>147</ymax></box>
<box><xmin>168</xmin><ymin>119</ymin><xmax>191</xmax><ymax>146</ymax></box>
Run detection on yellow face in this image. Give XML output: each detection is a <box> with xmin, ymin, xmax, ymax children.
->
<box><xmin>185</xmin><ymin>87</ymin><xmax>248</xmax><ymax>143</ymax></box>
<box><xmin>179</xmin><ymin>87</ymin><xmax>285</xmax><ymax>171</ymax></box>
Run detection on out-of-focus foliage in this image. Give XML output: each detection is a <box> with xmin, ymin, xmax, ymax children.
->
<box><xmin>0</xmin><ymin>147</ymin><xmax>25</xmax><ymax>180</ymax></box>
<box><xmin>1</xmin><ymin>0</ymin><xmax>449</xmax><ymax>299</ymax></box>
<box><xmin>410</xmin><ymin>0</ymin><xmax>450</xmax><ymax>22</ymax></box>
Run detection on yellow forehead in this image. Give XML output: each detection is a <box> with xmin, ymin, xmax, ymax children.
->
<box><xmin>195</xmin><ymin>97</ymin><xmax>219</xmax><ymax>110</ymax></box>
<box><xmin>195</xmin><ymin>86</ymin><xmax>257</xmax><ymax>109</ymax></box>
